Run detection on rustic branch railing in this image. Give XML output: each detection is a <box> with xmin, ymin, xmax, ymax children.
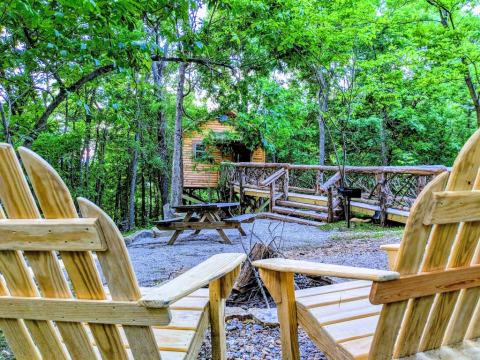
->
<box><xmin>220</xmin><ymin>162</ymin><xmax>449</xmax><ymax>225</ymax></box>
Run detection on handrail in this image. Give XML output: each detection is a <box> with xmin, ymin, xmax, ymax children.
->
<box><xmin>223</xmin><ymin>162</ymin><xmax>449</xmax><ymax>176</ymax></box>
<box><xmin>260</xmin><ymin>168</ymin><xmax>286</xmax><ymax>187</ymax></box>
<box><xmin>318</xmin><ymin>171</ymin><xmax>341</xmax><ymax>193</ymax></box>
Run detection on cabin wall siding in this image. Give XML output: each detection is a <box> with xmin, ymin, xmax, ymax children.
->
<box><xmin>251</xmin><ymin>147</ymin><xmax>266</xmax><ymax>162</ymax></box>
<box><xmin>183</xmin><ymin>119</ymin><xmax>266</xmax><ymax>188</ymax></box>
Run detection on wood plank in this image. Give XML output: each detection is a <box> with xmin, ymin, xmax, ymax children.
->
<box><xmin>259</xmin><ymin>269</ymin><xmax>300</xmax><ymax>360</ymax></box>
<box><xmin>420</xmin><ymin>140</ymin><xmax>480</xmax><ymax>352</ymax></box>
<box><xmin>275</xmin><ymin>200</ymin><xmax>331</xmax><ymax>213</ymax></box>
<box><xmin>0</xmin><ymin>297</ymin><xmax>170</xmax><ymax>325</ymax></box>
<box><xmin>139</xmin><ymin>253</ymin><xmax>246</xmax><ymax>307</ymax></box>
<box><xmin>78</xmin><ymin>198</ymin><xmax>161</xmax><ymax>359</ymax></box>
<box><xmin>273</xmin><ymin>206</ymin><xmax>329</xmax><ymax>221</ymax></box>
<box><xmin>260</xmin><ymin>168</ymin><xmax>286</xmax><ymax>186</ymax></box>
<box><xmin>296</xmin><ymin>304</ymin><xmax>356</xmax><ymax>360</ymax></box>
<box><xmin>323</xmin><ymin>315</ymin><xmax>379</xmax><ymax>343</ymax></box>
<box><xmin>370</xmin><ymin>265</ymin><xmax>480</xmax><ymax>305</ymax></box>
<box><xmin>157</xmin><ymin>222</ymin><xmax>239</xmax><ymax>230</ymax></box>
<box><xmin>340</xmin><ymin>336</ymin><xmax>372</xmax><ymax>360</ymax></box>
<box><xmin>424</xmin><ymin>190</ymin><xmax>480</xmax><ymax>225</ymax></box>
<box><xmin>306</xmin><ymin>298</ymin><xmax>381</xmax><ymax>326</ymax></box>
<box><xmin>295</xmin><ymin>280</ymin><xmax>371</xmax><ymax>299</ymax></box>
<box><xmin>158</xmin><ymin>310</ymin><xmax>203</xmax><ymax>330</ymax></box>
<box><xmin>0</xmin><ymin>144</ymin><xmax>84</xmax><ymax>360</ymax></box>
<box><xmin>184</xmin><ymin>307</ymin><xmax>210</xmax><ymax>360</ymax></box>
<box><xmin>257</xmin><ymin>212</ymin><xmax>324</xmax><ymax>226</ymax></box>
<box><xmin>0</xmin><ymin>206</ymin><xmax>41</xmax><ymax>360</ymax></box>
<box><xmin>253</xmin><ymin>258</ymin><xmax>399</xmax><ymax>282</ymax></box>
<box><xmin>380</xmin><ymin>244</ymin><xmax>400</xmax><ymax>270</ymax></box>
<box><xmin>18</xmin><ymin>146</ymin><xmax>129</xmax><ymax>360</ymax></box>
<box><xmin>296</xmin><ymin>286</ymin><xmax>371</xmax><ymax>309</ymax></box>
<box><xmin>0</xmin><ymin>218</ymin><xmax>107</xmax><ymax>251</ymax></box>
<box><xmin>169</xmin><ymin>296</ymin><xmax>209</xmax><ymax>311</ymax></box>
<box><xmin>369</xmin><ymin>171</ymin><xmax>449</xmax><ymax>359</ymax></box>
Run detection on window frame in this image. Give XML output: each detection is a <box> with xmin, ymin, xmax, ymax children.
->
<box><xmin>193</xmin><ymin>141</ymin><xmax>207</xmax><ymax>160</ymax></box>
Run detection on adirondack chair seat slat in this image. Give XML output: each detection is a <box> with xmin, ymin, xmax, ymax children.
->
<box><xmin>296</xmin><ymin>284</ymin><xmax>372</xmax><ymax>309</ymax></box>
<box><xmin>0</xmin><ymin>143</ymin><xmax>246</xmax><ymax>360</ymax></box>
<box><xmin>254</xmin><ymin>128</ymin><xmax>480</xmax><ymax>360</ymax></box>
<box><xmin>296</xmin><ymin>280</ymin><xmax>480</xmax><ymax>359</ymax></box>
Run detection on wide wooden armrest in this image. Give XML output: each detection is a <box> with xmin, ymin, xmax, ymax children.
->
<box><xmin>139</xmin><ymin>253</ymin><xmax>246</xmax><ymax>308</ymax></box>
<box><xmin>253</xmin><ymin>258</ymin><xmax>399</xmax><ymax>282</ymax></box>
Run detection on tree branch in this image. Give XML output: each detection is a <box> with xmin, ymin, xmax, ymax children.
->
<box><xmin>151</xmin><ymin>55</ymin><xmax>235</xmax><ymax>70</ymax></box>
<box><xmin>26</xmin><ymin>64</ymin><xmax>115</xmax><ymax>147</ymax></box>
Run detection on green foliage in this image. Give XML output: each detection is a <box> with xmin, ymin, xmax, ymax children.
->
<box><xmin>1</xmin><ymin>0</ymin><xmax>479</xmax><ymax>228</ymax></box>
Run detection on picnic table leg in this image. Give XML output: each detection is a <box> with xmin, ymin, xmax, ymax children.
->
<box><xmin>238</xmin><ymin>225</ymin><xmax>247</xmax><ymax>236</ymax></box>
<box><xmin>167</xmin><ymin>230</ymin><xmax>183</xmax><ymax>245</ymax></box>
<box><xmin>167</xmin><ymin>211</ymin><xmax>194</xmax><ymax>245</ymax></box>
<box><xmin>193</xmin><ymin>213</ymin><xmax>207</xmax><ymax>235</ymax></box>
<box><xmin>206</xmin><ymin>212</ymin><xmax>233</xmax><ymax>245</ymax></box>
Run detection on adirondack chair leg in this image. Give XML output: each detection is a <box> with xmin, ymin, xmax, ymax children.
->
<box><xmin>209</xmin><ymin>266</ymin><xmax>240</xmax><ymax>360</ymax></box>
<box><xmin>259</xmin><ymin>269</ymin><xmax>300</xmax><ymax>360</ymax></box>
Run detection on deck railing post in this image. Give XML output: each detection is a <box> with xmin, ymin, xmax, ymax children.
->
<box><xmin>239</xmin><ymin>167</ymin><xmax>245</xmax><ymax>214</ymax></box>
<box><xmin>378</xmin><ymin>172</ymin><xmax>388</xmax><ymax>226</ymax></box>
<box><xmin>269</xmin><ymin>180</ymin><xmax>276</xmax><ymax>213</ymax></box>
<box><xmin>416</xmin><ymin>175</ymin><xmax>427</xmax><ymax>195</ymax></box>
<box><xmin>283</xmin><ymin>166</ymin><xmax>289</xmax><ymax>200</ymax></box>
<box><xmin>315</xmin><ymin>170</ymin><xmax>323</xmax><ymax>195</ymax></box>
<box><xmin>327</xmin><ymin>187</ymin><xmax>334</xmax><ymax>223</ymax></box>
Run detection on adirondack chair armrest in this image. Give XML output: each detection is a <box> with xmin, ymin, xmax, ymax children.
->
<box><xmin>253</xmin><ymin>258</ymin><xmax>400</xmax><ymax>282</ymax></box>
<box><xmin>380</xmin><ymin>244</ymin><xmax>400</xmax><ymax>270</ymax></box>
<box><xmin>139</xmin><ymin>253</ymin><xmax>246</xmax><ymax>308</ymax></box>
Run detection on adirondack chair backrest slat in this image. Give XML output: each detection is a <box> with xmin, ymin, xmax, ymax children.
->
<box><xmin>0</xmin><ymin>144</ymin><xmax>162</xmax><ymax>359</ymax></box>
<box><xmin>370</xmin><ymin>129</ymin><xmax>480</xmax><ymax>359</ymax></box>
<box><xmin>20</xmin><ymin>147</ymin><xmax>161</xmax><ymax>359</ymax></box>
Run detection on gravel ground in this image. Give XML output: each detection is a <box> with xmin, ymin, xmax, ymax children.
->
<box><xmin>125</xmin><ymin>219</ymin><xmax>403</xmax><ymax>360</ymax></box>
<box><xmin>127</xmin><ymin>219</ymin><xmax>402</xmax><ymax>286</ymax></box>
<box><xmin>198</xmin><ymin>319</ymin><xmax>326</xmax><ymax>360</ymax></box>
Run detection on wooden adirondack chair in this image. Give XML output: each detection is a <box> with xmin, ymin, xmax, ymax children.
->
<box><xmin>254</xmin><ymin>128</ymin><xmax>480</xmax><ymax>359</ymax></box>
<box><xmin>0</xmin><ymin>143</ymin><xmax>246</xmax><ymax>360</ymax></box>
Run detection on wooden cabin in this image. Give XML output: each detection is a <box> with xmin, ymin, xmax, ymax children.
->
<box><xmin>183</xmin><ymin>117</ymin><xmax>266</xmax><ymax>188</ymax></box>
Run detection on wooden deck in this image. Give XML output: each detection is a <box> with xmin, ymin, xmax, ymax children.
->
<box><xmin>234</xmin><ymin>186</ymin><xmax>409</xmax><ymax>224</ymax></box>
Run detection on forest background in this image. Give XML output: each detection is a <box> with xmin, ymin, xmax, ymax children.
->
<box><xmin>1</xmin><ymin>0</ymin><xmax>479</xmax><ymax>229</ymax></box>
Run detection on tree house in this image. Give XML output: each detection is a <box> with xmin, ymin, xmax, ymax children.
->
<box><xmin>183</xmin><ymin>117</ymin><xmax>266</xmax><ymax>188</ymax></box>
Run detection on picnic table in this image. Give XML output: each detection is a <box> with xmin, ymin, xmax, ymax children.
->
<box><xmin>155</xmin><ymin>202</ymin><xmax>256</xmax><ymax>245</ymax></box>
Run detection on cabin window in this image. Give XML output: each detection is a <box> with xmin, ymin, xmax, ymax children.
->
<box><xmin>194</xmin><ymin>142</ymin><xmax>207</xmax><ymax>160</ymax></box>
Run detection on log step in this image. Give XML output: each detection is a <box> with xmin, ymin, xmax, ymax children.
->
<box><xmin>258</xmin><ymin>213</ymin><xmax>324</xmax><ymax>227</ymax></box>
<box><xmin>276</xmin><ymin>200</ymin><xmax>341</xmax><ymax>214</ymax></box>
<box><xmin>272</xmin><ymin>206</ymin><xmax>329</xmax><ymax>222</ymax></box>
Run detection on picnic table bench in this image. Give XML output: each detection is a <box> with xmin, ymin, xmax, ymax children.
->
<box><xmin>155</xmin><ymin>202</ymin><xmax>256</xmax><ymax>245</ymax></box>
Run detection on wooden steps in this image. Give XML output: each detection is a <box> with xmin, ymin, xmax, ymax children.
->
<box><xmin>276</xmin><ymin>200</ymin><xmax>342</xmax><ymax>214</ymax></box>
<box><xmin>258</xmin><ymin>212</ymin><xmax>324</xmax><ymax>227</ymax></box>
<box><xmin>276</xmin><ymin>200</ymin><xmax>329</xmax><ymax>212</ymax></box>
<box><xmin>273</xmin><ymin>206</ymin><xmax>329</xmax><ymax>222</ymax></box>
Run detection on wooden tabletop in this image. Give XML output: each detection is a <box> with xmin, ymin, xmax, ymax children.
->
<box><xmin>173</xmin><ymin>202</ymin><xmax>240</xmax><ymax>211</ymax></box>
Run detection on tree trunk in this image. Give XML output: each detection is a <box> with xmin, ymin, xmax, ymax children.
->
<box><xmin>316</xmin><ymin>75</ymin><xmax>329</xmax><ymax>184</ymax></box>
<box><xmin>141</xmin><ymin>172</ymin><xmax>146</xmax><ymax>226</ymax></box>
<box><xmin>152</xmin><ymin>41</ymin><xmax>170</xmax><ymax>211</ymax></box>
<box><xmin>380</xmin><ymin>112</ymin><xmax>388</xmax><ymax>166</ymax></box>
<box><xmin>128</xmin><ymin>132</ymin><xmax>139</xmax><ymax>230</ymax></box>
<box><xmin>464</xmin><ymin>71</ymin><xmax>480</xmax><ymax>128</ymax></box>
<box><xmin>95</xmin><ymin>127</ymin><xmax>108</xmax><ymax>206</ymax></box>
<box><xmin>170</xmin><ymin>62</ymin><xmax>187</xmax><ymax>206</ymax></box>
<box><xmin>0</xmin><ymin>100</ymin><xmax>12</xmax><ymax>144</ymax></box>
